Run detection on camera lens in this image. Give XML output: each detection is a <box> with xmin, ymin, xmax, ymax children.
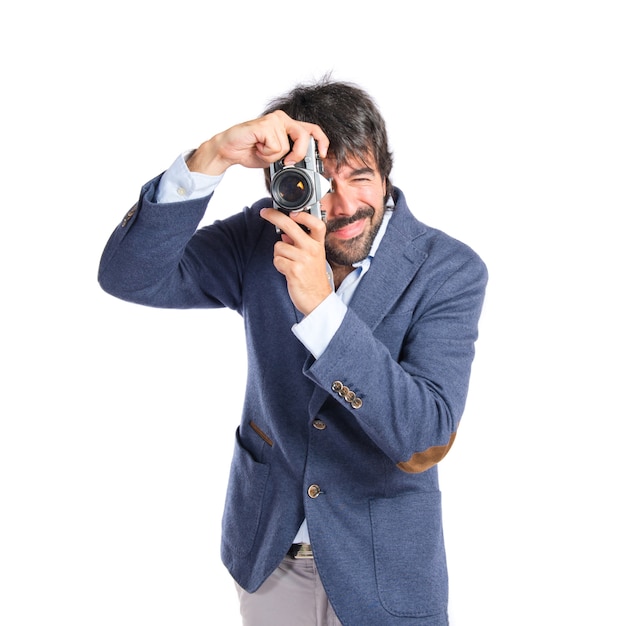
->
<box><xmin>271</xmin><ymin>169</ymin><xmax>313</xmax><ymax>211</ymax></box>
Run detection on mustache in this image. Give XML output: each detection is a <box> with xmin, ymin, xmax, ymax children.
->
<box><xmin>326</xmin><ymin>207</ymin><xmax>375</xmax><ymax>233</ymax></box>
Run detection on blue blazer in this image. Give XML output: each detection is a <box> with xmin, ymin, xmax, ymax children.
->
<box><xmin>99</xmin><ymin>176</ymin><xmax>488</xmax><ymax>626</ymax></box>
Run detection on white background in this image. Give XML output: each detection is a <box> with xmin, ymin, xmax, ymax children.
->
<box><xmin>1</xmin><ymin>1</ymin><xmax>624</xmax><ymax>624</ymax></box>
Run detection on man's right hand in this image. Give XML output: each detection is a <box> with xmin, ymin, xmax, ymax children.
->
<box><xmin>186</xmin><ymin>110</ymin><xmax>329</xmax><ymax>176</ymax></box>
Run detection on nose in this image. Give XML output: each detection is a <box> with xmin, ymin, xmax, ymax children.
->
<box><xmin>323</xmin><ymin>180</ymin><xmax>359</xmax><ymax>219</ymax></box>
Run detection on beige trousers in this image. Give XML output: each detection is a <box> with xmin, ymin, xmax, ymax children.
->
<box><xmin>236</xmin><ymin>555</ymin><xmax>343</xmax><ymax>626</ymax></box>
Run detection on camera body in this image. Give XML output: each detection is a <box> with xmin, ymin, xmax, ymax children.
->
<box><xmin>269</xmin><ymin>137</ymin><xmax>330</xmax><ymax>222</ymax></box>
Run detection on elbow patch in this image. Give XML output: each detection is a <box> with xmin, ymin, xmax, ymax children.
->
<box><xmin>396</xmin><ymin>431</ymin><xmax>457</xmax><ymax>473</ymax></box>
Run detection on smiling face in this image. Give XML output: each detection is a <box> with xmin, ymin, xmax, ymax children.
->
<box><xmin>321</xmin><ymin>153</ymin><xmax>388</xmax><ymax>270</ymax></box>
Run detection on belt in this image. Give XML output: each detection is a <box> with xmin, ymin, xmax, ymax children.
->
<box><xmin>288</xmin><ymin>543</ymin><xmax>314</xmax><ymax>559</ymax></box>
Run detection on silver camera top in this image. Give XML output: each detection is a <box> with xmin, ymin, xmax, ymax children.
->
<box><xmin>269</xmin><ymin>136</ymin><xmax>331</xmax><ymax>222</ymax></box>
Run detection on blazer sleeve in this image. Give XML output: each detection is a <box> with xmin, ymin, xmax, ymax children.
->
<box><xmin>98</xmin><ymin>176</ymin><xmax>260</xmax><ymax>312</ymax></box>
<box><xmin>303</xmin><ymin>241</ymin><xmax>488</xmax><ymax>473</ymax></box>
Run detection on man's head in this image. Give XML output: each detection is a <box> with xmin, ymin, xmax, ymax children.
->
<box><xmin>262</xmin><ymin>75</ymin><xmax>394</xmax><ymax>201</ymax></box>
<box><xmin>263</xmin><ymin>77</ymin><xmax>394</xmax><ymax>268</ymax></box>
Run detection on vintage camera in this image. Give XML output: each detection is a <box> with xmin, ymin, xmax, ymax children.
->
<box><xmin>269</xmin><ymin>137</ymin><xmax>331</xmax><ymax>222</ymax></box>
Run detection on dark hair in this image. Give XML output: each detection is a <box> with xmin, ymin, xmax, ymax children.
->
<box><xmin>262</xmin><ymin>75</ymin><xmax>394</xmax><ymax>200</ymax></box>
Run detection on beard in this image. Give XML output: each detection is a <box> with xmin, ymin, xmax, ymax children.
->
<box><xmin>324</xmin><ymin>205</ymin><xmax>385</xmax><ymax>267</ymax></box>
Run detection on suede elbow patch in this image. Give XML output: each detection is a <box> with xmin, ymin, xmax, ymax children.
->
<box><xmin>396</xmin><ymin>432</ymin><xmax>457</xmax><ymax>473</ymax></box>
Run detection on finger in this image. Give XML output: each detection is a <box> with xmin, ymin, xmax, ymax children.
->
<box><xmin>260</xmin><ymin>209</ymin><xmax>301</xmax><ymax>234</ymax></box>
<box><xmin>307</xmin><ymin>124</ymin><xmax>330</xmax><ymax>159</ymax></box>
<box><xmin>282</xmin><ymin>121</ymin><xmax>330</xmax><ymax>163</ymax></box>
<box><xmin>288</xmin><ymin>210</ymin><xmax>327</xmax><ymax>243</ymax></box>
<box><xmin>280</xmin><ymin>234</ymin><xmax>295</xmax><ymax>246</ymax></box>
<box><xmin>260</xmin><ymin>208</ymin><xmax>321</xmax><ymax>247</ymax></box>
<box><xmin>254</xmin><ymin>128</ymin><xmax>290</xmax><ymax>162</ymax></box>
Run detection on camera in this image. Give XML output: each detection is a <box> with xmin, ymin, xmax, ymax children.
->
<box><xmin>269</xmin><ymin>137</ymin><xmax>331</xmax><ymax>222</ymax></box>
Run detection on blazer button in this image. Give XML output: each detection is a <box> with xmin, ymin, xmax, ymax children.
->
<box><xmin>331</xmin><ymin>381</ymin><xmax>343</xmax><ymax>393</ymax></box>
<box><xmin>312</xmin><ymin>419</ymin><xmax>326</xmax><ymax>430</ymax></box>
<box><xmin>307</xmin><ymin>484</ymin><xmax>322</xmax><ymax>498</ymax></box>
<box><xmin>121</xmin><ymin>203</ymin><xmax>137</xmax><ymax>227</ymax></box>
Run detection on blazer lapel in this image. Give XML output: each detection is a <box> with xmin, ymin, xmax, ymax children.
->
<box><xmin>349</xmin><ymin>201</ymin><xmax>427</xmax><ymax>331</ymax></box>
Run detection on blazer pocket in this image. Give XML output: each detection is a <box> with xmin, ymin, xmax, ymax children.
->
<box><xmin>370</xmin><ymin>491</ymin><xmax>448</xmax><ymax>617</ymax></box>
<box><xmin>249</xmin><ymin>420</ymin><xmax>274</xmax><ymax>447</ymax></box>
<box><xmin>221</xmin><ymin>427</ymin><xmax>270</xmax><ymax>556</ymax></box>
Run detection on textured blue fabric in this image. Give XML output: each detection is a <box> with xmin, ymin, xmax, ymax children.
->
<box><xmin>99</xmin><ymin>177</ymin><xmax>488</xmax><ymax>625</ymax></box>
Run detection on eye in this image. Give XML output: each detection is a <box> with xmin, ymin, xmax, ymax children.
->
<box><xmin>349</xmin><ymin>169</ymin><xmax>376</xmax><ymax>184</ymax></box>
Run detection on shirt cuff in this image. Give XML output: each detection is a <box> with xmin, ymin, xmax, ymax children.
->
<box><xmin>156</xmin><ymin>151</ymin><xmax>223</xmax><ymax>203</ymax></box>
<box><xmin>291</xmin><ymin>293</ymin><xmax>347</xmax><ymax>359</ymax></box>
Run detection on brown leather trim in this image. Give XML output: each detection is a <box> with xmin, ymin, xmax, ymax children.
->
<box><xmin>249</xmin><ymin>420</ymin><xmax>273</xmax><ymax>446</ymax></box>
<box><xmin>396</xmin><ymin>431</ymin><xmax>457</xmax><ymax>473</ymax></box>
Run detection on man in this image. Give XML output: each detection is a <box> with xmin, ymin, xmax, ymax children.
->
<box><xmin>98</xmin><ymin>77</ymin><xmax>488</xmax><ymax>626</ymax></box>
